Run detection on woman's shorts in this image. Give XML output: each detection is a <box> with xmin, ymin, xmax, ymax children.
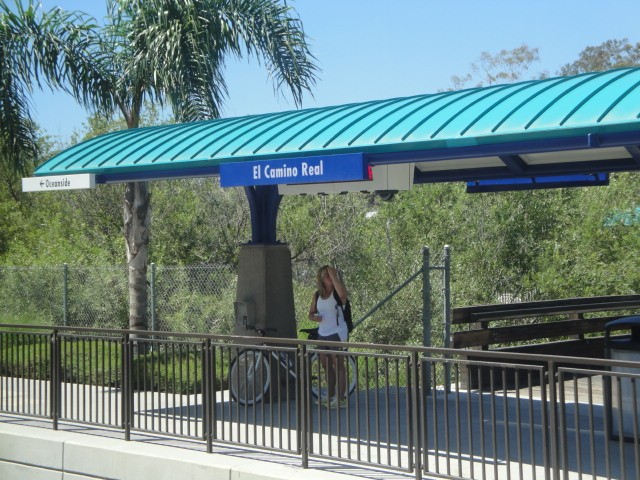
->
<box><xmin>317</xmin><ymin>332</ymin><xmax>347</xmax><ymax>350</ymax></box>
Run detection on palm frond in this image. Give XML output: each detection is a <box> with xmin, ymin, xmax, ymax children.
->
<box><xmin>2</xmin><ymin>1</ymin><xmax>116</xmax><ymax>111</ymax></box>
<box><xmin>0</xmin><ymin>7</ymin><xmax>38</xmax><ymax>173</ymax></box>
<box><xmin>1</xmin><ymin>0</ymin><xmax>118</xmax><ymax>171</ymax></box>
<box><xmin>113</xmin><ymin>0</ymin><xmax>318</xmax><ymax>122</ymax></box>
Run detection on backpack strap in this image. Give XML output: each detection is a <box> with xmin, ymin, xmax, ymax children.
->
<box><xmin>332</xmin><ymin>289</ymin><xmax>343</xmax><ymax>306</ymax></box>
<box><xmin>332</xmin><ymin>289</ymin><xmax>346</xmax><ymax>326</ymax></box>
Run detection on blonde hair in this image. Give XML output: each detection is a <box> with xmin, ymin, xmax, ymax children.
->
<box><xmin>316</xmin><ymin>265</ymin><xmax>331</xmax><ymax>297</ymax></box>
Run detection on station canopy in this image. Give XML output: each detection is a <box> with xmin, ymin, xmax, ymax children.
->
<box><xmin>34</xmin><ymin>66</ymin><xmax>640</xmax><ymax>194</ymax></box>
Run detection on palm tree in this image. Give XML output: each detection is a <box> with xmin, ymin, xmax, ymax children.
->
<box><xmin>1</xmin><ymin>1</ymin><xmax>112</xmax><ymax>174</ymax></box>
<box><xmin>1</xmin><ymin>0</ymin><xmax>318</xmax><ymax>330</ymax></box>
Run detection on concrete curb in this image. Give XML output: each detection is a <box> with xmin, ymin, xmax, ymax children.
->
<box><xmin>0</xmin><ymin>422</ymin><xmax>362</xmax><ymax>480</ymax></box>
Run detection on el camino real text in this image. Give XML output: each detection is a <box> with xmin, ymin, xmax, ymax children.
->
<box><xmin>252</xmin><ymin>160</ymin><xmax>324</xmax><ymax>180</ymax></box>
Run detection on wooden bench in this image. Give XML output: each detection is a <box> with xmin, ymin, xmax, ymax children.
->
<box><xmin>452</xmin><ymin>294</ymin><xmax>640</xmax><ymax>388</ymax></box>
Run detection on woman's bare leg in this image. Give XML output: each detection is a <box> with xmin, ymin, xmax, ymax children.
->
<box><xmin>335</xmin><ymin>355</ymin><xmax>346</xmax><ymax>398</ymax></box>
<box><xmin>320</xmin><ymin>353</ymin><xmax>336</xmax><ymax>397</ymax></box>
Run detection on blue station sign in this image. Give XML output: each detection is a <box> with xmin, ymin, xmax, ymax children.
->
<box><xmin>219</xmin><ymin>153</ymin><xmax>369</xmax><ymax>187</ymax></box>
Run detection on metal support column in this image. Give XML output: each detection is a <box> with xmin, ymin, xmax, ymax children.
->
<box><xmin>244</xmin><ymin>185</ymin><xmax>282</xmax><ymax>244</ymax></box>
<box><xmin>150</xmin><ymin>263</ymin><xmax>157</xmax><ymax>333</ymax></box>
<box><xmin>443</xmin><ymin>245</ymin><xmax>452</xmax><ymax>391</ymax></box>
<box><xmin>422</xmin><ymin>246</ymin><xmax>431</xmax><ymax>348</ymax></box>
<box><xmin>62</xmin><ymin>264</ymin><xmax>68</xmax><ymax>327</ymax></box>
<box><xmin>422</xmin><ymin>247</ymin><xmax>432</xmax><ymax>396</ymax></box>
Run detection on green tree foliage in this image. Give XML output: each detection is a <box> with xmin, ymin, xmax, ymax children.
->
<box><xmin>559</xmin><ymin>38</ymin><xmax>640</xmax><ymax>75</ymax></box>
<box><xmin>533</xmin><ymin>173</ymin><xmax>640</xmax><ymax>298</ymax></box>
<box><xmin>279</xmin><ymin>194</ymin><xmax>371</xmax><ymax>269</ymax></box>
<box><xmin>2</xmin><ymin>188</ymin><xmax>122</xmax><ymax>265</ymax></box>
<box><xmin>450</xmin><ymin>44</ymin><xmax>543</xmax><ymax>89</ymax></box>
<box><xmin>151</xmin><ymin>179</ymin><xmax>251</xmax><ymax>266</ymax></box>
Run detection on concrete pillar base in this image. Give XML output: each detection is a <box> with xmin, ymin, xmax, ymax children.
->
<box><xmin>233</xmin><ymin>244</ymin><xmax>296</xmax><ymax>339</ymax></box>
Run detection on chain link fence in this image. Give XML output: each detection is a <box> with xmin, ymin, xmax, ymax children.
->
<box><xmin>0</xmin><ymin>264</ymin><xmax>236</xmax><ymax>333</ymax></box>
<box><xmin>0</xmin><ymin>248</ymin><xmax>450</xmax><ymax>344</ymax></box>
<box><xmin>0</xmin><ymin>266</ymin><xmax>64</xmax><ymax>326</ymax></box>
<box><xmin>150</xmin><ymin>264</ymin><xmax>236</xmax><ymax>333</ymax></box>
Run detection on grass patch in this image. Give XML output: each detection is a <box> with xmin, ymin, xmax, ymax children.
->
<box><xmin>0</xmin><ymin>334</ymin><xmax>231</xmax><ymax>394</ymax></box>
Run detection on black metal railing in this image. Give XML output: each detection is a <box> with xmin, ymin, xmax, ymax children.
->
<box><xmin>1</xmin><ymin>324</ymin><xmax>640</xmax><ymax>480</ymax></box>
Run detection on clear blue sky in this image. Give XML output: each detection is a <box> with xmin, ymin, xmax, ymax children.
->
<box><xmin>31</xmin><ymin>0</ymin><xmax>640</xmax><ymax>143</ymax></box>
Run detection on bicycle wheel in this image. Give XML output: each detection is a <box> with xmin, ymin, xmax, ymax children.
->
<box><xmin>308</xmin><ymin>352</ymin><xmax>357</xmax><ymax>399</ymax></box>
<box><xmin>229</xmin><ymin>350</ymin><xmax>271</xmax><ymax>406</ymax></box>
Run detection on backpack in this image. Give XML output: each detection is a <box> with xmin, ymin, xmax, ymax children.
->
<box><xmin>332</xmin><ymin>289</ymin><xmax>354</xmax><ymax>333</ymax></box>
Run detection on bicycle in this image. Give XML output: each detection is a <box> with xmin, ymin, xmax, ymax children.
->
<box><xmin>228</xmin><ymin>326</ymin><xmax>357</xmax><ymax>406</ymax></box>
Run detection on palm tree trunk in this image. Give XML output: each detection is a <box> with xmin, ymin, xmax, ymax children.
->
<box><xmin>124</xmin><ymin>181</ymin><xmax>150</xmax><ymax>331</ymax></box>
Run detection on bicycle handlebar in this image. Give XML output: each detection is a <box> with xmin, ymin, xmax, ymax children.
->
<box><xmin>299</xmin><ymin>327</ymin><xmax>318</xmax><ymax>334</ymax></box>
<box><xmin>247</xmin><ymin>325</ymin><xmax>320</xmax><ymax>340</ymax></box>
<box><xmin>299</xmin><ymin>327</ymin><xmax>319</xmax><ymax>340</ymax></box>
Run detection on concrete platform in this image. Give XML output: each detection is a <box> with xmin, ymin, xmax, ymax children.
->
<box><xmin>0</xmin><ymin>419</ymin><xmax>395</xmax><ymax>480</ymax></box>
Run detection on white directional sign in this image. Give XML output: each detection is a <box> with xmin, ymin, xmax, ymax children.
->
<box><xmin>22</xmin><ymin>174</ymin><xmax>96</xmax><ymax>192</ymax></box>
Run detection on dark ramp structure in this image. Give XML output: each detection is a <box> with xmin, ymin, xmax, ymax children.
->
<box><xmin>27</xmin><ymin>67</ymin><xmax>640</xmax><ymax>336</ymax></box>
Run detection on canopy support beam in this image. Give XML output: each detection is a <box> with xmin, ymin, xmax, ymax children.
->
<box><xmin>626</xmin><ymin>146</ymin><xmax>640</xmax><ymax>164</ymax></box>
<box><xmin>500</xmin><ymin>155</ymin><xmax>527</xmax><ymax>174</ymax></box>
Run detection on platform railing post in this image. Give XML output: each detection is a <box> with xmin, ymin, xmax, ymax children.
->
<box><xmin>51</xmin><ymin>329</ymin><xmax>61</xmax><ymax>430</ymax></box>
<box><xmin>547</xmin><ymin>360</ymin><xmax>559</xmax><ymax>480</ymax></box>
<box><xmin>412</xmin><ymin>351</ymin><xmax>423</xmax><ymax>480</ymax></box>
<box><xmin>203</xmin><ymin>339</ymin><xmax>213</xmax><ymax>453</ymax></box>
<box><xmin>300</xmin><ymin>343</ymin><xmax>308</xmax><ymax>468</ymax></box>
<box><xmin>123</xmin><ymin>333</ymin><xmax>131</xmax><ymax>441</ymax></box>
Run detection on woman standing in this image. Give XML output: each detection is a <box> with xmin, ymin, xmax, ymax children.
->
<box><xmin>308</xmin><ymin>265</ymin><xmax>349</xmax><ymax>408</ymax></box>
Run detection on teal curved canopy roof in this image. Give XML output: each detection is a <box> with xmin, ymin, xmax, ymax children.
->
<box><xmin>35</xmin><ymin>67</ymin><xmax>640</xmax><ymax>186</ymax></box>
